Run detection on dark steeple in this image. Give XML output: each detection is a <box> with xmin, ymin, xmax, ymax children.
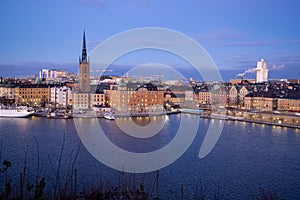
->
<box><xmin>81</xmin><ymin>30</ymin><xmax>87</xmax><ymax>63</ymax></box>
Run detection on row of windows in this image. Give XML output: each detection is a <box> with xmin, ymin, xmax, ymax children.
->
<box><xmin>21</xmin><ymin>95</ymin><xmax>47</xmax><ymax>99</ymax></box>
<box><xmin>92</xmin><ymin>99</ymin><xmax>105</xmax><ymax>102</ymax></box>
<box><xmin>75</xmin><ymin>102</ymin><xmax>88</xmax><ymax>104</ymax></box>
<box><xmin>129</xmin><ymin>103</ymin><xmax>159</xmax><ymax>106</ymax></box>
<box><xmin>76</xmin><ymin>95</ymin><xmax>89</xmax><ymax>98</ymax></box>
<box><xmin>18</xmin><ymin>92</ymin><xmax>47</xmax><ymax>95</ymax></box>
<box><xmin>114</xmin><ymin>94</ymin><xmax>161</xmax><ymax>98</ymax></box>
<box><xmin>0</xmin><ymin>92</ymin><xmax>13</xmax><ymax>94</ymax></box>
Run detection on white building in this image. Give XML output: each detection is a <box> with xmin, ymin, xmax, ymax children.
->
<box><xmin>255</xmin><ymin>58</ymin><xmax>269</xmax><ymax>83</ymax></box>
<box><xmin>39</xmin><ymin>69</ymin><xmax>67</xmax><ymax>81</ymax></box>
<box><xmin>50</xmin><ymin>86</ymin><xmax>72</xmax><ymax>107</ymax></box>
<box><xmin>50</xmin><ymin>70</ymin><xmax>67</xmax><ymax>80</ymax></box>
<box><xmin>39</xmin><ymin>69</ymin><xmax>50</xmax><ymax>79</ymax></box>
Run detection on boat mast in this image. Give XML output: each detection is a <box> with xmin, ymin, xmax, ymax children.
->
<box><xmin>54</xmin><ymin>86</ymin><xmax>57</xmax><ymax>113</ymax></box>
<box><xmin>47</xmin><ymin>85</ymin><xmax>50</xmax><ymax>115</ymax></box>
<box><xmin>65</xmin><ymin>87</ymin><xmax>68</xmax><ymax>113</ymax></box>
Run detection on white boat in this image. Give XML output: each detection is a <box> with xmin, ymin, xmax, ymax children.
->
<box><xmin>104</xmin><ymin>113</ymin><xmax>115</xmax><ymax>120</ymax></box>
<box><xmin>0</xmin><ymin>106</ymin><xmax>34</xmax><ymax>118</ymax></box>
<box><xmin>210</xmin><ymin>113</ymin><xmax>228</xmax><ymax>120</ymax></box>
<box><xmin>47</xmin><ymin>112</ymin><xmax>72</xmax><ymax>119</ymax></box>
<box><xmin>227</xmin><ymin>116</ymin><xmax>244</xmax><ymax>120</ymax></box>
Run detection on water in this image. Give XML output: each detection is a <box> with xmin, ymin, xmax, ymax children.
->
<box><xmin>0</xmin><ymin>114</ymin><xmax>299</xmax><ymax>199</ymax></box>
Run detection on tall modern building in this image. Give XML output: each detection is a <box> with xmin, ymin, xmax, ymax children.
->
<box><xmin>78</xmin><ymin>31</ymin><xmax>91</xmax><ymax>93</ymax></box>
<box><xmin>255</xmin><ymin>58</ymin><xmax>269</xmax><ymax>83</ymax></box>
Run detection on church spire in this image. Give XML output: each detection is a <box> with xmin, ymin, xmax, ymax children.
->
<box><xmin>81</xmin><ymin>30</ymin><xmax>87</xmax><ymax>63</ymax></box>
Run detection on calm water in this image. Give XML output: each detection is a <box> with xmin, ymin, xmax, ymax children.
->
<box><xmin>0</xmin><ymin>114</ymin><xmax>299</xmax><ymax>199</ymax></box>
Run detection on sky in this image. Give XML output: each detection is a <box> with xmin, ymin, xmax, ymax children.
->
<box><xmin>0</xmin><ymin>0</ymin><xmax>300</xmax><ymax>80</ymax></box>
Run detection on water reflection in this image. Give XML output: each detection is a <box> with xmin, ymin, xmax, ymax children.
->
<box><xmin>271</xmin><ymin>125</ymin><xmax>285</xmax><ymax>135</ymax></box>
<box><xmin>115</xmin><ymin>115</ymin><xmax>168</xmax><ymax>138</ymax></box>
<box><xmin>1</xmin><ymin>114</ymin><xmax>300</xmax><ymax>199</ymax></box>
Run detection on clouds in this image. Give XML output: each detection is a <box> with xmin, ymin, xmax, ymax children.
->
<box><xmin>192</xmin><ymin>26</ymin><xmax>300</xmax><ymax>77</ymax></box>
<box><xmin>218</xmin><ymin>39</ymin><xmax>300</xmax><ymax>47</ymax></box>
<box><xmin>271</xmin><ymin>64</ymin><xmax>285</xmax><ymax>70</ymax></box>
<box><xmin>195</xmin><ymin>28</ymin><xmax>245</xmax><ymax>42</ymax></box>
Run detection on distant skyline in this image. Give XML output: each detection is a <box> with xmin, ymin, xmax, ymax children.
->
<box><xmin>1</xmin><ymin>0</ymin><xmax>300</xmax><ymax>79</ymax></box>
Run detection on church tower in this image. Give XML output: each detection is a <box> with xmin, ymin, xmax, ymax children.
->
<box><xmin>79</xmin><ymin>31</ymin><xmax>91</xmax><ymax>93</ymax></box>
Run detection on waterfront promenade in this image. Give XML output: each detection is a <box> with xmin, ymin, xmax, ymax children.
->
<box><xmin>181</xmin><ymin>109</ymin><xmax>300</xmax><ymax>129</ymax></box>
<box><xmin>33</xmin><ymin>108</ymin><xmax>300</xmax><ymax>129</ymax></box>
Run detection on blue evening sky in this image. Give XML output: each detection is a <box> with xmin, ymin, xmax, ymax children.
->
<box><xmin>0</xmin><ymin>0</ymin><xmax>299</xmax><ymax>79</ymax></box>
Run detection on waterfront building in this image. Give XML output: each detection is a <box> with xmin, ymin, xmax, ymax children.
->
<box><xmin>166</xmin><ymin>85</ymin><xmax>194</xmax><ymax>101</ymax></box>
<box><xmin>228</xmin><ymin>85</ymin><xmax>250</xmax><ymax>107</ymax></box>
<box><xmin>106</xmin><ymin>81</ymin><xmax>164</xmax><ymax>114</ymax></box>
<box><xmin>244</xmin><ymin>92</ymin><xmax>277</xmax><ymax>111</ymax></box>
<box><xmin>193</xmin><ymin>83</ymin><xmax>210</xmax><ymax>108</ymax></box>
<box><xmin>50</xmin><ymin>86</ymin><xmax>72</xmax><ymax>107</ymax></box>
<box><xmin>90</xmin><ymin>85</ymin><xmax>109</xmax><ymax>107</ymax></box>
<box><xmin>14</xmin><ymin>85</ymin><xmax>49</xmax><ymax>106</ymax></box>
<box><xmin>164</xmin><ymin>90</ymin><xmax>182</xmax><ymax>107</ymax></box>
<box><xmin>210</xmin><ymin>83</ymin><xmax>228</xmax><ymax>109</ymax></box>
<box><xmin>73</xmin><ymin>31</ymin><xmax>91</xmax><ymax>110</ymax></box>
<box><xmin>90</xmin><ymin>93</ymin><xmax>106</xmax><ymax>107</ymax></box>
<box><xmin>239</xmin><ymin>86</ymin><xmax>250</xmax><ymax>105</ymax></box>
<box><xmin>0</xmin><ymin>84</ymin><xmax>15</xmax><ymax>100</ymax></box>
<box><xmin>165</xmin><ymin>85</ymin><xmax>197</xmax><ymax>108</ymax></box>
<box><xmin>278</xmin><ymin>98</ymin><xmax>300</xmax><ymax>112</ymax></box>
<box><xmin>73</xmin><ymin>93</ymin><xmax>89</xmax><ymax>110</ymax></box>
<box><xmin>197</xmin><ymin>89</ymin><xmax>211</xmax><ymax>107</ymax></box>
<box><xmin>255</xmin><ymin>58</ymin><xmax>269</xmax><ymax>83</ymax></box>
<box><xmin>229</xmin><ymin>85</ymin><xmax>238</xmax><ymax>106</ymax></box>
<box><xmin>277</xmin><ymin>89</ymin><xmax>300</xmax><ymax>111</ymax></box>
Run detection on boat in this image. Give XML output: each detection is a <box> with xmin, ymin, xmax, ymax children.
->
<box><xmin>227</xmin><ymin>116</ymin><xmax>244</xmax><ymax>120</ymax></box>
<box><xmin>210</xmin><ymin>113</ymin><xmax>228</xmax><ymax>120</ymax></box>
<box><xmin>104</xmin><ymin>112</ymin><xmax>115</xmax><ymax>120</ymax></box>
<box><xmin>0</xmin><ymin>106</ymin><xmax>34</xmax><ymax>118</ymax></box>
<box><xmin>47</xmin><ymin>112</ymin><xmax>72</xmax><ymax>119</ymax></box>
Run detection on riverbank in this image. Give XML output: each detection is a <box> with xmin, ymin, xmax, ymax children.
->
<box><xmin>181</xmin><ymin>109</ymin><xmax>300</xmax><ymax>129</ymax></box>
<box><xmin>33</xmin><ymin>110</ymin><xmax>180</xmax><ymax>118</ymax></box>
<box><xmin>32</xmin><ymin>108</ymin><xmax>300</xmax><ymax>129</ymax></box>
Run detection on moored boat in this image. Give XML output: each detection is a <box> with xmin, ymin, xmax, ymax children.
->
<box><xmin>0</xmin><ymin>106</ymin><xmax>34</xmax><ymax>118</ymax></box>
<box><xmin>104</xmin><ymin>113</ymin><xmax>115</xmax><ymax>120</ymax></box>
<box><xmin>227</xmin><ymin>116</ymin><xmax>244</xmax><ymax>120</ymax></box>
<box><xmin>47</xmin><ymin>111</ymin><xmax>72</xmax><ymax>119</ymax></box>
<box><xmin>210</xmin><ymin>113</ymin><xmax>228</xmax><ymax>120</ymax></box>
